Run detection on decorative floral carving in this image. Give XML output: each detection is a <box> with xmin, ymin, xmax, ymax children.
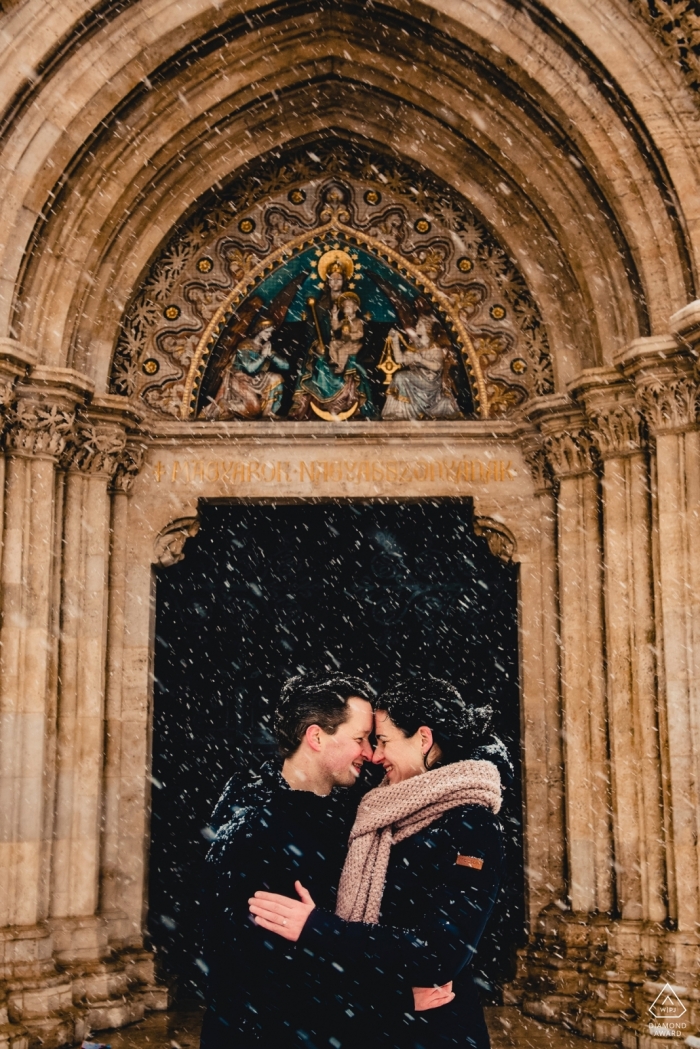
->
<box><xmin>631</xmin><ymin>1</ymin><xmax>700</xmax><ymax>99</ymax></box>
<box><xmin>62</xmin><ymin>419</ymin><xmax>127</xmax><ymax>476</ymax></box>
<box><xmin>635</xmin><ymin>375</ymin><xmax>699</xmax><ymax>434</ymax></box>
<box><xmin>154</xmin><ymin>516</ymin><xmax>200</xmax><ymax>567</ymax></box>
<box><xmin>543</xmin><ymin>428</ymin><xmax>598</xmax><ymax>478</ymax></box>
<box><xmin>5</xmin><ymin>399</ymin><xmax>75</xmax><ymax>459</ymax></box>
<box><xmin>473</xmin><ymin>516</ymin><xmax>516</xmax><ymax>562</ymax></box>
<box><xmin>0</xmin><ymin>377</ymin><xmax>18</xmax><ymax>437</ymax></box>
<box><xmin>586</xmin><ymin>403</ymin><xmax>645</xmax><ymax>458</ymax></box>
<box><xmin>112</xmin><ymin>442</ymin><xmax>146</xmax><ymax>494</ymax></box>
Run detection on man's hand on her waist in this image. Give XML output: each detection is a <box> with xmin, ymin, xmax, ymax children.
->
<box><xmin>248</xmin><ymin>881</ymin><xmax>315</xmax><ymax>942</ymax></box>
<box><xmin>412</xmin><ymin>982</ymin><xmax>455</xmax><ymax>1012</ymax></box>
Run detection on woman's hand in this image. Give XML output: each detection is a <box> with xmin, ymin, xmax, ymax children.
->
<box><xmin>248</xmin><ymin>881</ymin><xmax>315</xmax><ymax>942</ymax></box>
<box><xmin>412</xmin><ymin>982</ymin><xmax>455</xmax><ymax>1012</ymax></box>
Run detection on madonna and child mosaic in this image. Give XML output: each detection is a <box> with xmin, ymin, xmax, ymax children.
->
<box><xmin>111</xmin><ymin>142</ymin><xmax>553</xmax><ymax>421</ymax></box>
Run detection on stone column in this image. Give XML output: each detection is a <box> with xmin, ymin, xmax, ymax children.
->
<box><xmin>49</xmin><ymin>399</ymin><xmax>129</xmax><ymax>970</ymax></box>
<box><xmin>100</xmin><ymin>439</ymin><xmax>146</xmax><ymax>949</ymax></box>
<box><xmin>567</xmin><ymin>369</ymin><xmax>667</xmax><ymax>1042</ymax></box>
<box><xmin>100</xmin><ymin>440</ymin><xmax>167</xmax><ymax>1011</ymax></box>
<box><xmin>519</xmin><ymin>434</ymin><xmax>566</xmax><ymax>921</ymax></box>
<box><xmin>618</xmin><ymin>332</ymin><xmax>700</xmax><ymax>1040</ymax></box>
<box><xmin>539</xmin><ymin>399</ymin><xmax>614</xmax><ymax>915</ymax></box>
<box><xmin>519</xmin><ymin>398</ymin><xmax>614</xmax><ymax>1026</ymax></box>
<box><xmin>0</xmin><ymin>366</ymin><xmax>92</xmax><ymax>1045</ymax></box>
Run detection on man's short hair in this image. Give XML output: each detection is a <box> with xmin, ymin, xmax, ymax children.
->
<box><xmin>274</xmin><ymin>671</ymin><xmax>375</xmax><ymax>758</ymax></box>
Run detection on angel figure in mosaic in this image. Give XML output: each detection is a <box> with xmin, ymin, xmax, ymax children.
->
<box><xmin>380</xmin><ymin>314</ymin><xmax>463</xmax><ymax>421</ymax></box>
<box><xmin>201</xmin><ymin>318</ymin><xmax>290</xmax><ymax>420</ymax></box>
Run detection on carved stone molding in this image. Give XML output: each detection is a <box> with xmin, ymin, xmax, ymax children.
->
<box><xmin>473</xmin><ymin>516</ymin><xmax>516</xmax><ymax>563</ymax></box>
<box><xmin>630</xmin><ymin>1</ymin><xmax>700</xmax><ymax>103</ymax></box>
<box><xmin>670</xmin><ymin>299</ymin><xmax>700</xmax><ymax>357</ymax></box>
<box><xmin>0</xmin><ymin>377</ymin><xmax>17</xmax><ymax>433</ymax></box>
<box><xmin>62</xmin><ymin>418</ymin><xmax>127</xmax><ymax>477</ymax></box>
<box><xmin>543</xmin><ymin>428</ymin><xmax>597</xmax><ymax>479</ymax></box>
<box><xmin>111</xmin><ymin>441</ymin><xmax>146</xmax><ymax>494</ymax></box>
<box><xmin>635</xmin><ymin>375</ymin><xmax>699</xmax><ymax>435</ymax></box>
<box><xmin>524</xmin><ymin>396</ymin><xmax>597</xmax><ymax>479</ymax></box>
<box><xmin>154</xmin><ymin>517</ymin><xmax>200</xmax><ymax>567</ymax></box>
<box><xmin>586</xmin><ymin>403</ymin><xmax>645</xmax><ymax>459</ymax></box>
<box><xmin>5</xmin><ymin>399</ymin><xmax>76</xmax><ymax>459</ymax></box>
<box><xmin>521</xmin><ymin>434</ymin><xmax>554</xmax><ymax>493</ymax></box>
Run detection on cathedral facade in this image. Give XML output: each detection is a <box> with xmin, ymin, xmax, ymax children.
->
<box><xmin>0</xmin><ymin>0</ymin><xmax>699</xmax><ymax>1045</ymax></box>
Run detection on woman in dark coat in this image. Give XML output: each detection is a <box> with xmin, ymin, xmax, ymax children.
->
<box><xmin>249</xmin><ymin>677</ymin><xmax>509</xmax><ymax>1049</ymax></box>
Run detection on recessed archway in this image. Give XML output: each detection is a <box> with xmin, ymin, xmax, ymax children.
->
<box><xmin>149</xmin><ymin>498</ymin><xmax>523</xmax><ymax>998</ymax></box>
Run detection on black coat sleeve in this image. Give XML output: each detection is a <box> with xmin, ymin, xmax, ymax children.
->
<box><xmin>299</xmin><ymin>806</ymin><xmax>504</xmax><ymax>987</ymax></box>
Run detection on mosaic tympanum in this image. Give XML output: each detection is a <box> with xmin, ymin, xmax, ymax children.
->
<box><xmin>111</xmin><ymin>142</ymin><xmax>553</xmax><ymax>420</ymax></box>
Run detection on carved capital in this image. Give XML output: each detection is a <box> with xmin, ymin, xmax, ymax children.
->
<box><xmin>473</xmin><ymin>516</ymin><xmax>516</xmax><ymax>563</ymax></box>
<box><xmin>5</xmin><ymin>398</ymin><xmax>76</xmax><ymax>459</ymax></box>
<box><xmin>615</xmin><ymin>337</ymin><xmax>699</xmax><ymax>436</ymax></box>
<box><xmin>635</xmin><ymin>376</ymin><xmax>699</xmax><ymax>436</ymax></box>
<box><xmin>521</xmin><ymin>434</ymin><xmax>554</xmax><ymax>493</ymax></box>
<box><xmin>543</xmin><ymin>428</ymin><xmax>597</xmax><ymax>479</ymax></box>
<box><xmin>62</xmin><ymin>418</ymin><xmax>127</xmax><ymax>477</ymax></box>
<box><xmin>586</xmin><ymin>403</ymin><xmax>645</xmax><ymax>459</ymax></box>
<box><xmin>524</xmin><ymin>396</ymin><xmax>597</xmax><ymax>480</ymax></box>
<box><xmin>0</xmin><ymin>377</ymin><xmax>17</xmax><ymax>432</ymax></box>
<box><xmin>112</xmin><ymin>441</ymin><xmax>146</xmax><ymax>494</ymax></box>
<box><xmin>154</xmin><ymin>517</ymin><xmax>200</xmax><ymax>567</ymax></box>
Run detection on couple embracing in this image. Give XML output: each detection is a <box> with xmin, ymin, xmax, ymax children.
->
<box><xmin>201</xmin><ymin>671</ymin><xmax>510</xmax><ymax>1049</ymax></box>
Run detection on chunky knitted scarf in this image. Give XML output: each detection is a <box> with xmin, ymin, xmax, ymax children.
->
<box><xmin>335</xmin><ymin>760</ymin><xmax>501</xmax><ymax>924</ymax></box>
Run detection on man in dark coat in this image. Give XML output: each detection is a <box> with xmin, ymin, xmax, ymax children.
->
<box><xmin>200</xmin><ymin>672</ymin><xmax>375</xmax><ymax>1049</ymax></box>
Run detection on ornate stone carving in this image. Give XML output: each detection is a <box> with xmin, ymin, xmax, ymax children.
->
<box><xmin>111</xmin><ymin>442</ymin><xmax>146</xmax><ymax>494</ymax></box>
<box><xmin>62</xmin><ymin>419</ymin><xmax>127</xmax><ymax>476</ymax></box>
<box><xmin>473</xmin><ymin>516</ymin><xmax>516</xmax><ymax>563</ymax></box>
<box><xmin>154</xmin><ymin>517</ymin><xmax>200</xmax><ymax>567</ymax></box>
<box><xmin>5</xmin><ymin>399</ymin><xmax>75</xmax><ymax>459</ymax></box>
<box><xmin>635</xmin><ymin>375</ymin><xmax>699</xmax><ymax>434</ymax></box>
<box><xmin>521</xmin><ymin>434</ymin><xmax>554</xmax><ymax>492</ymax></box>
<box><xmin>111</xmin><ymin>140</ymin><xmax>554</xmax><ymax>418</ymax></box>
<box><xmin>586</xmin><ymin>403</ymin><xmax>645</xmax><ymax>459</ymax></box>
<box><xmin>631</xmin><ymin>1</ymin><xmax>700</xmax><ymax>100</ymax></box>
<box><xmin>543</xmin><ymin>428</ymin><xmax>598</xmax><ymax>478</ymax></box>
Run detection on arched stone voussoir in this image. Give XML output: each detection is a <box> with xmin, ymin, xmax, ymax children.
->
<box><xmin>51</xmin><ymin>78</ymin><xmax>609</xmax><ymax>383</ymax></box>
<box><xmin>13</xmin><ymin>72</ymin><xmax>645</xmax><ymax>390</ymax></box>
<box><xmin>0</xmin><ymin>0</ymin><xmax>696</xmax><ymax>382</ymax></box>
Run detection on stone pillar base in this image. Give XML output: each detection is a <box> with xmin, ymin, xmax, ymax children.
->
<box><xmin>49</xmin><ymin>917</ymin><xmax>110</xmax><ymax>967</ymax></box>
<box><xmin>0</xmin><ymin>944</ymin><xmax>171</xmax><ymax>1048</ymax></box>
<box><xmin>516</xmin><ymin>908</ymin><xmax>601</xmax><ymax>1023</ymax></box>
<box><xmin>0</xmin><ymin>928</ymin><xmax>55</xmax><ymax>982</ymax></box>
<box><xmin>516</xmin><ymin>912</ymin><xmax>700</xmax><ymax>1045</ymax></box>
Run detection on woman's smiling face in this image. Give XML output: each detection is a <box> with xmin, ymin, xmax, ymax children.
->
<box><xmin>372</xmin><ymin>710</ymin><xmax>435</xmax><ymax>784</ymax></box>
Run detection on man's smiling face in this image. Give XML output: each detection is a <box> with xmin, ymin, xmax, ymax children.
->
<box><xmin>318</xmin><ymin>696</ymin><xmax>374</xmax><ymax>788</ymax></box>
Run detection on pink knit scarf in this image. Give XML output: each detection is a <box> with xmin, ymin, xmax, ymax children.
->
<box><xmin>336</xmin><ymin>760</ymin><xmax>502</xmax><ymax>924</ymax></box>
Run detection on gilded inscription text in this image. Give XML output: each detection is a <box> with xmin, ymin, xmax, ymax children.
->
<box><xmin>153</xmin><ymin>458</ymin><xmax>516</xmax><ymax>485</ymax></box>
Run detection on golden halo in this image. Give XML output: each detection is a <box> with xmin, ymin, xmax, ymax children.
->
<box><xmin>317</xmin><ymin>248</ymin><xmax>354</xmax><ymax>283</ymax></box>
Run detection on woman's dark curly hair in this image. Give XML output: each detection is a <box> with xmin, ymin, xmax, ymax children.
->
<box><xmin>378</xmin><ymin>675</ymin><xmax>512</xmax><ymax>778</ymax></box>
<box><xmin>274</xmin><ymin>670</ymin><xmax>375</xmax><ymax>758</ymax></box>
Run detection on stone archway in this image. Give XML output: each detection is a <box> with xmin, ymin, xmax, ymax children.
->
<box><xmin>0</xmin><ymin>2</ymin><xmax>700</xmax><ymax>1046</ymax></box>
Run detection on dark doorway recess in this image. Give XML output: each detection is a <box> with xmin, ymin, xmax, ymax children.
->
<box><xmin>149</xmin><ymin>500</ymin><xmax>524</xmax><ymax>999</ymax></box>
